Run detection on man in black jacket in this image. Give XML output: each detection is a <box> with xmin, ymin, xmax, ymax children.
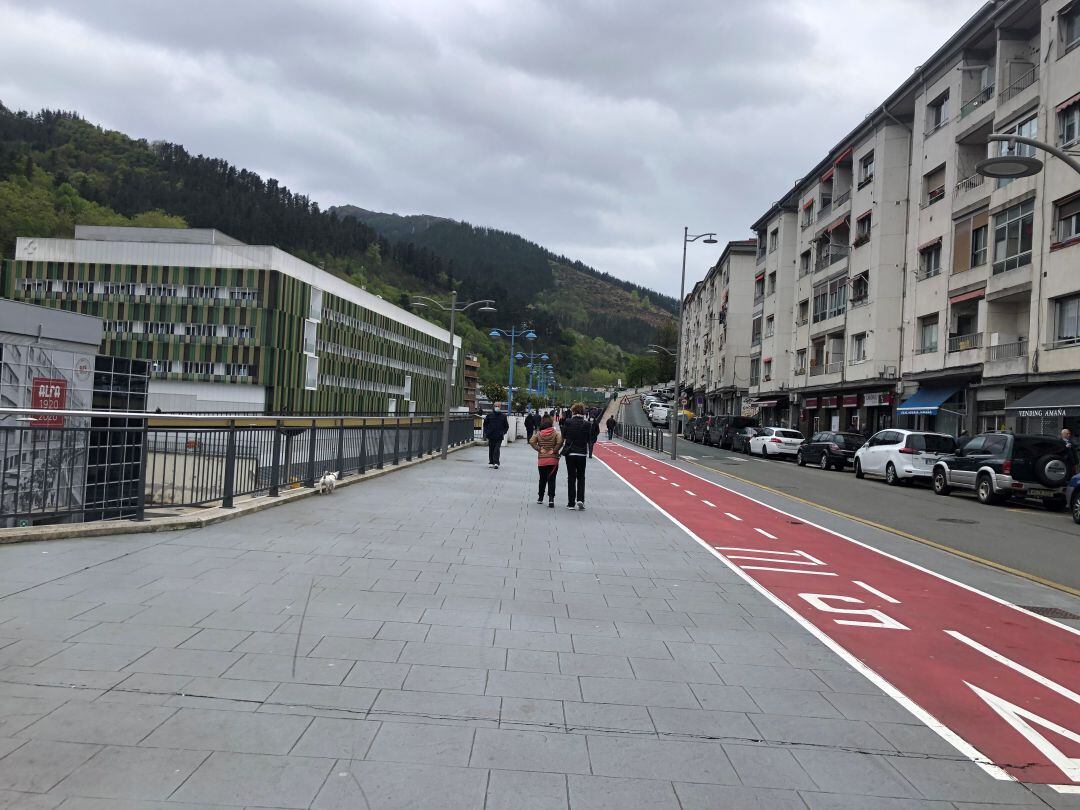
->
<box><xmin>561</xmin><ymin>403</ymin><xmax>592</xmax><ymax>509</ymax></box>
<box><xmin>524</xmin><ymin>411</ymin><xmax>537</xmax><ymax>441</ymax></box>
<box><xmin>483</xmin><ymin>407</ymin><xmax>510</xmax><ymax>469</ymax></box>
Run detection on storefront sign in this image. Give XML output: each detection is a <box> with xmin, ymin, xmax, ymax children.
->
<box><xmin>821</xmin><ymin>396</ymin><xmax>838</xmax><ymax>408</ymax></box>
<box><xmin>1016</xmin><ymin>408</ymin><xmax>1067</xmax><ymax>418</ymax></box>
<box><xmin>31</xmin><ymin>377</ymin><xmax>67</xmax><ymax>427</ymax></box>
<box><xmin>842</xmin><ymin>394</ymin><xmax>859</xmax><ymax>407</ymax></box>
<box><xmin>803</xmin><ymin>397</ymin><xmax>818</xmax><ymax>409</ymax></box>
<box><xmin>863</xmin><ymin>392</ymin><xmax>892</xmax><ymax>407</ymax></box>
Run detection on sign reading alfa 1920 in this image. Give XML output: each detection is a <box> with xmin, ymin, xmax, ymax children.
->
<box><xmin>30</xmin><ymin>377</ymin><xmax>67</xmax><ymax>427</ymax></box>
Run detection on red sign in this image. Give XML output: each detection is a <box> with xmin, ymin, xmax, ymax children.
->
<box><xmin>820</xmin><ymin>396</ymin><xmax>838</xmax><ymax>408</ymax></box>
<box><xmin>31</xmin><ymin>377</ymin><xmax>67</xmax><ymax>427</ymax></box>
<box><xmin>842</xmin><ymin>394</ymin><xmax>860</xmax><ymax>407</ymax></box>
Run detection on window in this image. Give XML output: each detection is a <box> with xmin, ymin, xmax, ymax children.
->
<box><xmin>999</xmin><ymin>116</ymin><xmax>1038</xmax><ymax>158</ymax></box>
<box><xmin>226</xmin><ymin>325</ymin><xmax>254</xmax><ymax>339</ymax></box>
<box><xmin>851</xmin><ymin>332</ymin><xmax>867</xmax><ymax>362</ymax></box>
<box><xmin>795</xmin><ymin>349</ymin><xmax>807</xmax><ymax>374</ymax></box>
<box><xmin>800</xmin><ymin>250</ymin><xmax>812</xmax><ymax>276</ymax></box>
<box><xmin>767</xmin><ymin>272</ymin><xmax>776</xmax><ymax>295</ymax></box>
<box><xmin>104</xmin><ymin>320</ymin><xmax>132</xmax><ymax>333</ymax></box>
<box><xmin>812</xmin><ymin>282</ymin><xmax>829</xmax><ymax>323</ymax></box>
<box><xmin>753</xmin><ymin>276</ymin><xmax>765</xmax><ymax>299</ymax></box>
<box><xmin>851</xmin><ymin>272</ymin><xmax>869</xmax><ymax>303</ymax></box>
<box><xmin>763</xmin><ymin>359</ymin><xmax>773</xmax><ymax>380</ymax></box>
<box><xmin>802</xmin><ymin>202</ymin><xmax>815</xmax><ymax>227</ymax></box>
<box><xmin>304</xmin><ymin>320</ymin><xmax>318</xmax><ymax>355</ymax></box>
<box><xmin>225</xmin><ymin>363</ymin><xmax>251</xmax><ymax>378</ymax></box>
<box><xmin>146</xmin><ymin>284</ymin><xmax>178</xmax><ymax>298</ymax></box>
<box><xmin>1055</xmin><ymin>293</ymin><xmax>1080</xmax><ymax>346</ymax></box>
<box><xmin>768</xmin><ymin>230</ymin><xmax>778</xmax><ymax>253</ymax></box>
<box><xmin>764</xmin><ymin>315</ymin><xmax>775</xmax><ymax>338</ymax></box>
<box><xmin>309</xmin><ymin>288</ymin><xmax>323</xmax><ymax>321</ymax></box>
<box><xmin>749</xmin><ymin>358</ymin><xmax>761</xmax><ymax>385</ymax></box>
<box><xmin>751</xmin><ymin>316</ymin><xmax>763</xmax><ymax>345</ymax></box>
<box><xmin>919</xmin><ymin>242</ymin><xmax>942</xmax><ymax>278</ymax></box>
<box><xmin>971</xmin><ymin>224</ymin><xmax>988</xmax><ymax>266</ymax></box>
<box><xmin>854</xmin><ymin>212</ymin><xmax>871</xmax><ymax>245</ymax></box>
<box><xmin>924</xmin><ymin>166</ymin><xmax>946</xmax><ymax>206</ymax></box>
<box><xmin>20</xmin><ymin>279</ymin><xmax>49</xmax><ymax>294</ymax></box>
<box><xmin>797</xmin><ymin>299</ymin><xmax>809</xmax><ymax>325</ymax></box>
<box><xmin>1061</xmin><ymin>100</ymin><xmax>1080</xmax><ymax>147</ymax></box>
<box><xmin>927</xmin><ymin>91</ymin><xmax>949</xmax><ymax>133</ymax></box>
<box><xmin>1063</xmin><ymin>4</ymin><xmax>1080</xmax><ymax>51</ymax></box>
<box><xmin>187</xmin><ymin>285</ymin><xmax>220</xmax><ymax>300</ymax></box>
<box><xmin>62</xmin><ymin>281</ymin><xmax>94</xmax><ymax>295</ymax></box>
<box><xmin>952</xmin><ymin>210</ymin><xmax>989</xmax><ymax>274</ymax></box>
<box><xmin>144</xmin><ymin>322</ymin><xmax>174</xmax><ymax>336</ymax></box>
<box><xmin>918</xmin><ymin>315</ymin><xmax>939</xmax><ymax>353</ymax></box>
<box><xmin>1056</xmin><ymin>196</ymin><xmax>1080</xmax><ymax>243</ymax></box>
<box><xmin>230</xmin><ymin>288</ymin><xmax>259</xmax><ymax>302</ymax></box>
<box><xmin>858</xmin><ymin>151</ymin><xmax>875</xmax><ymax>187</ymax></box>
<box><xmin>182</xmin><ymin>361</ymin><xmax>212</xmax><ymax>376</ymax></box>
<box><xmin>992</xmin><ymin>199</ymin><xmax>1034</xmax><ymax>274</ymax></box>
<box><xmin>812</xmin><ymin>276</ymin><xmax>846</xmax><ymax>323</ymax></box>
<box><xmin>101</xmin><ymin>282</ymin><xmax>136</xmax><ymax>296</ymax></box>
<box><xmin>184</xmin><ymin>323</ymin><xmax>217</xmax><ymax>337</ymax></box>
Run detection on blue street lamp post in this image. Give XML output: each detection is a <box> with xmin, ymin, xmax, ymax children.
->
<box><xmin>515</xmin><ymin>350</ymin><xmax>550</xmax><ymax>396</ymax></box>
<box><xmin>489</xmin><ymin>325</ymin><xmax>537</xmax><ymax>413</ymax></box>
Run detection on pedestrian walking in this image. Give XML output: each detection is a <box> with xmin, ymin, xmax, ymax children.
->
<box><xmin>587</xmin><ymin>413</ymin><xmax>600</xmax><ymax>458</ymax></box>
<box><xmin>606</xmin><ymin>415</ymin><xmax>616</xmax><ymax>441</ymax></box>
<box><xmin>482</xmin><ymin>407</ymin><xmax>509</xmax><ymax>469</ymax></box>
<box><xmin>524</xmin><ymin>411</ymin><xmax>537</xmax><ymax>441</ymax></box>
<box><xmin>529</xmin><ymin>415</ymin><xmax>563</xmax><ymax>508</ymax></box>
<box><xmin>561</xmin><ymin>402</ymin><xmax>592</xmax><ymax>510</ymax></box>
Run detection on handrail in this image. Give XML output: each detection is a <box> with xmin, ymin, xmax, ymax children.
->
<box><xmin>999</xmin><ymin>65</ymin><xmax>1037</xmax><ymax>103</ymax></box>
<box><xmin>960</xmin><ymin>84</ymin><xmax>994</xmax><ymax>118</ymax></box>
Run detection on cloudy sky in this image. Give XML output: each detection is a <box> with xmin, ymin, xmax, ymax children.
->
<box><xmin>0</xmin><ymin>0</ymin><xmax>983</xmax><ymax>297</ymax></box>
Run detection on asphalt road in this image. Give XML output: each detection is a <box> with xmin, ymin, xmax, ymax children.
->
<box><xmin>618</xmin><ymin>399</ymin><xmax>1080</xmax><ymax>593</ymax></box>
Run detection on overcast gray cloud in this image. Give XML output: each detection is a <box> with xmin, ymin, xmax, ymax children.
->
<box><xmin>0</xmin><ymin>0</ymin><xmax>982</xmax><ymax>296</ymax></box>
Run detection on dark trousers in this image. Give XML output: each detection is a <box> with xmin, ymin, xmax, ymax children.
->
<box><xmin>566</xmin><ymin>455</ymin><xmax>587</xmax><ymax>505</ymax></box>
<box><xmin>606</xmin><ymin>429</ymin><xmax>613</xmax><ymax>440</ymax></box>
<box><xmin>537</xmin><ymin>465</ymin><xmax>558</xmax><ymax>500</ymax></box>
<box><xmin>487</xmin><ymin>438</ymin><xmax>502</xmax><ymax>465</ymax></box>
<box><xmin>588</xmin><ymin>438</ymin><xmax>597</xmax><ymax>458</ymax></box>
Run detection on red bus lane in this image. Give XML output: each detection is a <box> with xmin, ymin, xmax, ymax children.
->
<box><xmin>596</xmin><ymin>443</ymin><xmax>1080</xmax><ymax>793</ymax></box>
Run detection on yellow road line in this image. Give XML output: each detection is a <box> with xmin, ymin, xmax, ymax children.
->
<box><xmin>679</xmin><ymin>457</ymin><xmax>1080</xmax><ymax>599</ymax></box>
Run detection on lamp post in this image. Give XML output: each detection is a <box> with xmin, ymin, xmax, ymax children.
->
<box><xmin>515</xmin><ymin>350</ymin><xmax>550</xmax><ymax>397</ymax></box>
<box><xmin>976</xmin><ymin>134</ymin><xmax>1080</xmax><ymax>179</ymax></box>
<box><xmin>489</xmin><ymin>325</ymin><xmax>537</xmax><ymax>414</ymax></box>
<box><xmin>672</xmin><ymin>229</ymin><xmax>718</xmax><ymax>460</ymax></box>
<box><xmin>410</xmin><ymin>291</ymin><xmax>496</xmax><ymax>459</ymax></box>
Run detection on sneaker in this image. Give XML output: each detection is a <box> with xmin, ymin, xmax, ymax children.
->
<box><xmin>566</xmin><ymin>504</ymin><xmax>576</xmax><ymax>510</ymax></box>
<box><xmin>494</xmin><ymin>464</ymin><xmax>499</xmax><ymax>469</ymax></box>
<box><xmin>536</xmin><ymin>497</ymin><xmax>543</xmax><ymax>504</ymax></box>
<box><xmin>548</xmin><ymin>501</ymin><xmax>555</xmax><ymax>509</ymax></box>
<box><xmin>577</xmin><ymin>501</ymin><xmax>585</xmax><ymax>511</ymax></box>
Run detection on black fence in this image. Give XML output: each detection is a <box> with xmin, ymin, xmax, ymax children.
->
<box><xmin>616</xmin><ymin>421</ymin><xmax>666</xmax><ymax>453</ymax></box>
<box><xmin>1</xmin><ymin>412</ymin><xmax>476</xmax><ymax>528</ymax></box>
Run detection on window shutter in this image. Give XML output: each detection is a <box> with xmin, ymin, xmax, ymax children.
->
<box><xmin>953</xmin><ymin>218</ymin><xmax>972</xmax><ymax>274</ymax></box>
<box><xmin>972</xmin><ymin>209</ymin><xmax>989</xmax><ymax>231</ymax></box>
<box><xmin>1060</xmin><ymin>197</ymin><xmax>1080</xmax><ymax>219</ymax></box>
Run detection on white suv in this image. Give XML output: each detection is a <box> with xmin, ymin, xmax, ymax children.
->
<box><xmin>853</xmin><ymin>429</ymin><xmax>957</xmax><ymax>485</ymax></box>
<box><xmin>748</xmin><ymin>427</ymin><xmax>804</xmax><ymax>458</ymax></box>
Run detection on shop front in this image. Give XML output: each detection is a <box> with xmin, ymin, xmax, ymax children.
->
<box><xmin>860</xmin><ymin>391</ymin><xmax>894</xmax><ymax>433</ymax></box>
<box><xmin>896</xmin><ymin>384</ymin><xmax>966</xmax><ymax>436</ymax></box>
<box><xmin>1005</xmin><ymin>383</ymin><xmax>1080</xmax><ymax>436</ymax></box>
<box><xmin>799</xmin><ymin>389</ymin><xmax>895</xmax><ymax>436</ymax></box>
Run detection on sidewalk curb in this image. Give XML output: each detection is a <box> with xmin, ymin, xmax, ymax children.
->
<box><xmin>0</xmin><ymin>440</ymin><xmax>482</xmax><ymax>546</ymax></box>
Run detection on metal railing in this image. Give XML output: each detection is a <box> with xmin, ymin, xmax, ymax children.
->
<box><xmin>833</xmin><ymin>189</ymin><xmax>851</xmax><ymax>208</ymax></box>
<box><xmin>809</xmin><ymin>365</ymin><xmax>826</xmax><ymax>377</ymax></box>
<box><xmin>1</xmin><ymin>409</ymin><xmax>475</xmax><ymax>528</ymax></box>
<box><xmin>947</xmin><ymin>332</ymin><xmax>983</xmax><ymax>353</ymax></box>
<box><xmin>999</xmin><ymin>65</ymin><xmax>1037</xmax><ymax>103</ymax></box>
<box><xmin>960</xmin><ymin>85</ymin><xmax>994</xmax><ymax>118</ymax></box>
<box><xmin>955</xmin><ymin>173</ymin><xmax>985</xmax><ymax>194</ymax></box>
<box><xmin>817</xmin><ymin>200</ymin><xmax>833</xmax><ymax>221</ymax></box>
<box><xmin>616</xmin><ymin>422</ymin><xmax>665</xmax><ymax>453</ymax></box>
<box><xmin>826</xmin><ymin>360</ymin><xmax>845</xmax><ymax>374</ymax></box>
<box><xmin>815</xmin><ymin>244</ymin><xmax>850</xmax><ymax>271</ymax></box>
<box><xmin>986</xmin><ymin>339</ymin><xmax>1027</xmax><ymax>361</ymax></box>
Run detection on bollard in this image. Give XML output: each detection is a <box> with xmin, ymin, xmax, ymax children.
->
<box><xmin>395</xmin><ymin>418</ymin><xmax>402</xmax><ymax>465</ymax></box>
<box><xmin>269</xmin><ymin>421</ymin><xmax>283</xmax><ymax>496</ymax></box>
<box><xmin>377</xmin><ymin>421</ymin><xmax>385</xmax><ymax>469</ymax></box>
<box><xmin>336</xmin><ymin>418</ymin><xmax>346</xmax><ymax>479</ymax></box>
<box><xmin>222</xmin><ymin>420</ymin><xmax>237</xmax><ymax>508</ymax></box>
<box><xmin>359</xmin><ymin>424</ymin><xmax>367</xmax><ymax>474</ymax></box>
<box><xmin>306</xmin><ymin>419</ymin><xmax>318</xmax><ymax>486</ymax></box>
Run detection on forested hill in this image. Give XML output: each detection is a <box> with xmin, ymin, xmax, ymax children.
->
<box><xmin>0</xmin><ymin>104</ymin><xmax>675</xmax><ymax>388</ymax></box>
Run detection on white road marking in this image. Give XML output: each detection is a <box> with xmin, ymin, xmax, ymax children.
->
<box><xmin>684</xmin><ymin>490</ymin><xmax>697</xmax><ymax>497</ymax></box>
<box><xmin>659</xmin><ymin>476</ymin><xmax>667</xmax><ymax>480</ymax></box>
<box><xmin>754</xmin><ymin>528</ymin><xmax>778</xmax><ymax>540</ymax></box>
<box><xmin>681</xmin><ymin>455</ymin><xmax>697</xmax><ymax>461</ymax></box>
<box><xmin>946</xmin><ymin>631</ymin><xmax>1080</xmax><ymax>705</ymax></box>
<box><xmin>853</xmin><ymin>581</ymin><xmax>901</xmax><ymax>604</ymax></box>
<box><xmin>724</xmin><ymin>512</ymin><xmax>742</xmax><ymax>521</ymax></box>
<box><xmin>670</xmin><ymin>482</ymin><xmax>679</xmax><ymax>487</ymax></box>
<box><xmin>702</xmin><ymin>500</ymin><xmax>717</xmax><ymax>508</ymax></box>
<box><xmin>649</xmin><ymin>471</ymin><xmax>657</xmax><ymax>475</ymax></box>
<box><xmin>725</xmin><ymin>456</ymin><xmax>741</xmax><ymax>462</ymax></box>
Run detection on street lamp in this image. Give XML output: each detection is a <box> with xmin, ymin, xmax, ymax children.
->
<box><xmin>410</xmin><ymin>291</ymin><xmax>496</xmax><ymax>459</ymax></box>
<box><xmin>514</xmin><ymin>350</ymin><xmax>550</xmax><ymax>396</ymax></box>
<box><xmin>672</xmin><ymin>228</ymin><xmax>718</xmax><ymax>460</ymax></box>
<box><xmin>489</xmin><ymin>325</ymin><xmax>537</xmax><ymax>414</ymax></box>
<box><xmin>976</xmin><ymin>134</ymin><xmax>1080</xmax><ymax>179</ymax></box>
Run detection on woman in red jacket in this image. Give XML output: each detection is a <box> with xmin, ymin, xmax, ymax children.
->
<box><xmin>529</xmin><ymin>415</ymin><xmax>564</xmax><ymax>508</ymax></box>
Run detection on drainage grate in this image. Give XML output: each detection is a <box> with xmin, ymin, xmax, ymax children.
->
<box><xmin>1020</xmin><ymin>605</ymin><xmax>1080</xmax><ymax>620</ymax></box>
<box><xmin>937</xmin><ymin>518</ymin><xmax>978</xmax><ymax>525</ymax></box>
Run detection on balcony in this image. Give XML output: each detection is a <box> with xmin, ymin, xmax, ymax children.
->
<box><xmin>986</xmin><ymin>339</ymin><xmax>1027</xmax><ymax>361</ymax></box>
<box><xmin>999</xmin><ymin>64</ymin><xmax>1037</xmax><ymax>104</ymax></box>
<box><xmin>915</xmin><ymin>344</ymin><xmax>938</xmax><ymax>355</ymax></box>
<box><xmin>815</xmin><ymin>244</ymin><xmax>849</xmax><ymax>271</ymax></box>
<box><xmin>825</xmin><ymin>360</ymin><xmax>845</xmax><ymax>374</ymax></box>
<box><xmin>955</xmin><ymin>173</ymin><xmax>985</xmax><ymax>195</ymax></box>
<box><xmin>947</xmin><ymin>332</ymin><xmax>982</xmax><ymax>353</ymax></box>
<box><xmin>959</xmin><ymin>85</ymin><xmax>994</xmax><ymax>119</ymax></box>
<box><xmin>833</xmin><ymin>189</ymin><xmax>851</xmax><ymax>208</ymax></box>
<box><xmin>916</xmin><ymin>266</ymin><xmax>942</xmax><ymax>282</ymax></box>
<box><xmin>817</xmin><ymin>200</ymin><xmax>833</xmax><ymax>222</ymax></box>
<box><xmin>809</xmin><ymin>364</ymin><xmax>826</xmax><ymax>377</ymax></box>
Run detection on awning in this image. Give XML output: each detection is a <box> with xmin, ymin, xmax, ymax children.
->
<box><xmin>821</xmin><ymin>396</ymin><xmax>838</xmax><ymax>408</ymax></box>
<box><xmin>949</xmin><ymin>287</ymin><xmax>985</xmax><ymax>305</ymax></box>
<box><xmin>1057</xmin><ymin>92</ymin><xmax>1080</xmax><ymax>112</ymax></box>
<box><xmin>1006</xmin><ymin>384</ymin><xmax>1080</xmax><ymax>417</ymax></box>
<box><xmin>803</xmin><ymin>397</ymin><xmax>819</xmax><ymax>409</ymax></box>
<box><xmin>857</xmin><ymin>209</ymin><xmax>872</xmax><ymax>222</ymax></box>
<box><xmin>820</xmin><ymin>167</ymin><xmax>835</xmax><ymax>183</ymax></box>
<box><xmin>825</xmin><ymin>215</ymin><xmax>849</xmax><ymax>233</ymax></box>
<box><xmin>834</xmin><ymin>146</ymin><xmax>853</xmax><ymax>165</ymax></box>
<box><xmin>751</xmin><ymin>399</ymin><xmax>778</xmax><ymax>408</ymax></box>
<box><xmin>896</xmin><ymin>384</ymin><xmax>960</xmax><ymax>415</ymax></box>
<box><xmin>802</xmin><ymin>198</ymin><xmax>815</xmax><ymax>210</ymax></box>
<box><xmin>919</xmin><ymin>235</ymin><xmax>943</xmax><ymax>251</ymax></box>
<box><xmin>842</xmin><ymin>394</ymin><xmax>859</xmax><ymax>407</ymax></box>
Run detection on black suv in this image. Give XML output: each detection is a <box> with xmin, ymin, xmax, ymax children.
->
<box><xmin>931</xmin><ymin>433</ymin><xmax>1074</xmax><ymax>509</ymax></box>
<box><xmin>797</xmin><ymin>431</ymin><xmax>864</xmax><ymax>471</ymax></box>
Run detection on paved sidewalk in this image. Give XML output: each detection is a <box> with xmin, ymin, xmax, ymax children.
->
<box><xmin>0</xmin><ymin>439</ymin><xmax>1071</xmax><ymax>808</ymax></box>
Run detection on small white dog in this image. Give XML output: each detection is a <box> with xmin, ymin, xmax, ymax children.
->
<box><xmin>315</xmin><ymin>471</ymin><xmax>339</xmax><ymax>494</ymax></box>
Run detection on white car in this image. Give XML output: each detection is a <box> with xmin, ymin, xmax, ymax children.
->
<box><xmin>853</xmin><ymin>429</ymin><xmax>957</xmax><ymax>485</ymax></box>
<box><xmin>649</xmin><ymin>405</ymin><xmax>670</xmax><ymax>426</ymax></box>
<box><xmin>748</xmin><ymin>427</ymin><xmax>804</xmax><ymax>458</ymax></box>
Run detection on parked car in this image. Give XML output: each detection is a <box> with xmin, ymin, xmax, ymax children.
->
<box><xmin>748</xmin><ymin>427</ymin><xmax>804</xmax><ymax>458</ymax></box>
<box><xmin>854</xmin><ymin>429</ymin><xmax>956</xmax><ymax>485</ymax></box>
<box><xmin>931</xmin><ymin>432</ymin><xmax>1073</xmax><ymax>509</ymax></box>
<box><xmin>731</xmin><ymin>426</ymin><xmax>760</xmax><ymax>453</ymax></box>
<box><xmin>797</xmin><ymin>431</ymin><xmax>864</xmax><ymax>470</ymax></box>
<box><xmin>707</xmin><ymin>415</ymin><xmax>760</xmax><ymax>448</ymax></box>
<box><xmin>1067</xmin><ymin>471</ymin><xmax>1080</xmax><ymax>524</ymax></box>
<box><xmin>648</xmin><ymin>405</ymin><xmax>670</xmax><ymax>427</ymax></box>
<box><xmin>686</xmin><ymin>415</ymin><xmax>710</xmax><ymax>443</ymax></box>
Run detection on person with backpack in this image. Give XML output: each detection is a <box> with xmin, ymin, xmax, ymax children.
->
<box><xmin>561</xmin><ymin>403</ymin><xmax>592</xmax><ymax>510</ymax></box>
<box><xmin>482</xmin><ymin>406</ymin><xmax>509</xmax><ymax>469</ymax></box>
<box><xmin>528</xmin><ymin>415</ymin><xmax>563</xmax><ymax>508</ymax></box>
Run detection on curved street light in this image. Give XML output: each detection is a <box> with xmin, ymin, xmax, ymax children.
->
<box><xmin>672</xmin><ymin>229</ymin><xmax>718</xmax><ymax>460</ymax></box>
<box><xmin>410</xmin><ymin>291</ymin><xmax>496</xmax><ymax>459</ymax></box>
<box><xmin>489</xmin><ymin>325</ymin><xmax>537</xmax><ymax>414</ymax></box>
<box><xmin>976</xmin><ymin>134</ymin><xmax>1080</xmax><ymax>179</ymax></box>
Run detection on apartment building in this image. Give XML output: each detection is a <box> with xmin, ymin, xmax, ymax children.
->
<box><xmin>901</xmin><ymin>0</ymin><xmax>1080</xmax><ymax>437</ymax></box>
<box><xmin>682</xmin><ymin>0</ymin><xmax>1080</xmax><ymax>438</ymax></box>
<box><xmin>681</xmin><ymin>240</ymin><xmax>758</xmax><ymax>416</ymax></box>
<box><xmin>2</xmin><ymin>226</ymin><xmax>461</xmax><ymax>415</ymax></box>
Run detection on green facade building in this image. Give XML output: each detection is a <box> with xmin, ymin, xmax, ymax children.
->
<box><xmin>1</xmin><ymin>227</ymin><xmax>460</xmax><ymax>415</ymax></box>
